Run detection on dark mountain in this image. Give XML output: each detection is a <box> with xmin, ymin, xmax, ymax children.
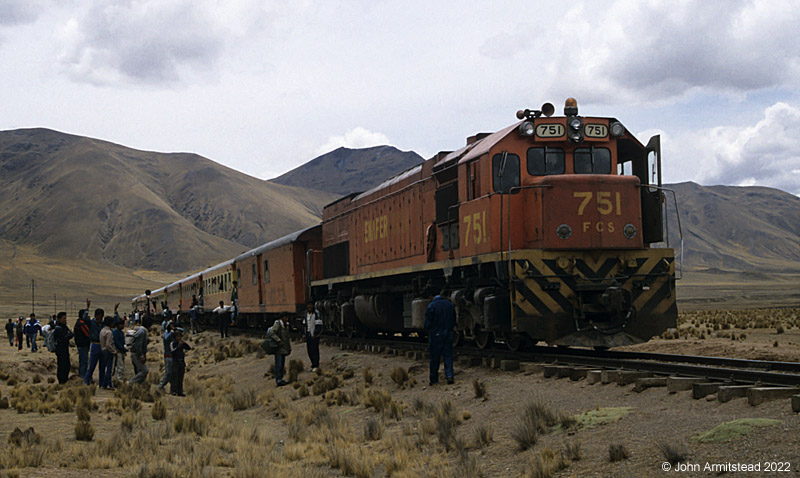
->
<box><xmin>0</xmin><ymin>128</ymin><xmax>336</xmax><ymax>273</ymax></box>
<box><xmin>270</xmin><ymin>145</ymin><xmax>424</xmax><ymax>195</ymax></box>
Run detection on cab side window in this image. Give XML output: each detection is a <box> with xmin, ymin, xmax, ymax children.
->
<box><xmin>527</xmin><ymin>147</ymin><xmax>565</xmax><ymax>175</ymax></box>
<box><xmin>492</xmin><ymin>152</ymin><xmax>520</xmax><ymax>193</ymax></box>
<box><xmin>574</xmin><ymin>147</ymin><xmax>611</xmax><ymax>174</ymax></box>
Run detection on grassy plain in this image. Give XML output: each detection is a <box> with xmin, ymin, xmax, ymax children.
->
<box><xmin>0</xmin><ymin>305</ymin><xmax>799</xmax><ymax>477</ymax></box>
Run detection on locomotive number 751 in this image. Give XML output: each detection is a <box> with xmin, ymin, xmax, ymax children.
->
<box><xmin>573</xmin><ymin>192</ymin><xmax>622</xmax><ymax>216</ymax></box>
<box><xmin>463</xmin><ymin>211</ymin><xmax>487</xmax><ymax>247</ymax></box>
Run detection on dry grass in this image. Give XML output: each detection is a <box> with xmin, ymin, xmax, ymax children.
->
<box><xmin>152</xmin><ymin>399</ymin><xmax>167</xmax><ymax>420</ymax></box>
<box><xmin>608</xmin><ymin>443</ymin><xmax>630</xmax><ymax>462</ymax></box>
<box><xmin>229</xmin><ymin>387</ymin><xmax>258</xmax><ymax>411</ymax></box>
<box><xmin>472</xmin><ymin>378</ymin><xmax>488</xmax><ymax>400</ymax></box>
<box><xmin>512</xmin><ymin>402</ymin><xmax>575</xmax><ymax>451</ymax></box>
<box><xmin>473</xmin><ymin>423</ymin><xmax>493</xmax><ymax>448</ymax></box>
<box><xmin>659</xmin><ymin>441</ymin><xmax>688</xmax><ymax>465</ymax></box>
<box><xmin>526</xmin><ymin>447</ymin><xmax>570</xmax><ymax>478</ymax></box>
<box><xmin>75</xmin><ymin>420</ymin><xmax>95</xmax><ymax>441</ymax></box>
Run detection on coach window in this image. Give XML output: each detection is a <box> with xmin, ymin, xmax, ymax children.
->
<box><xmin>251</xmin><ymin>263</ymin><xmax>257</xmax><ymax>286</ymax></box>
<box><xmin>527</xmin><ymin>147</ymin><xmax>565</xmax><ymax>175</ymax></box>
<box><xmin>574</xmin><ymin>147</ymin><xmax>611</xmax><ymax>174</ymax></box>
<box><xmin>264</xmin><ymin>260</ymin><xmax>270</xmax><ymax>284</ymax></box>
<box><xmin>492</xmin><ymin>152</ymin><xmax>520</xmax><ymax>193</ymax></box>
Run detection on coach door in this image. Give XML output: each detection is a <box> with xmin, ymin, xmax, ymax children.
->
<box><xmin>256</xmin><ymin>254</ymin><xmax>265</xmax><ymax>305</ymax></box>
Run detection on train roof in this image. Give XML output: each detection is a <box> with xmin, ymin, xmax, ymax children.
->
<box><xmin>350</xmin><ymin>121</ymin><xmax>520</xmax><ymax>202</ymax></box>
<box><xmin>353</xmin><ymin>163</ymin><xmax>423</xmax><ymax>202</ymax></box>
<box><xmin>435</xmin><ymin>121</ymin><xmax>521</xmax><ymax>170</ymax></box>
<box><xmin>234</xmin><ymin>225</ymin><xmax>320</xmax><ymax>261</ymax></box>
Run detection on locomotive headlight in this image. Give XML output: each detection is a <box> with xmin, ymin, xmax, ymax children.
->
<box><xmin>569</xmin><ymin>132</ymin><xmax>583</xmax><ymax>143</ymax></box>
<box><xmin>518</xmin><ymin>121</ymin><xmax>535</xmax><ymax>137</ymax></box>
<box><xmin>623</xmin><ymin>223</ymin><xmax>637</xmax><ymax>239</ymax></box>
<box><xmin>610</xmin><ymin>121</ymin><xmax>625</xmax><ymax>136</ymax></box>
<box><xmin>556</xmin><ymin>224</ymin><xmax>572</xmax><ymax>239</ymax></box>
<box><xmin>568</xmin><ymin>117</ymin><xmax>582</xmax><ymax>131</ymax></box>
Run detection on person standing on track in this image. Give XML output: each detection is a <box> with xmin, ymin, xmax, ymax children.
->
<box><xmin>302</xmin><ymin>301</ymin><xmax>323</xmax><ymax>372</ymax></box>
<box><xmin>15</xmin><ymin>317</ymin><xmax>24</xmax><ymax>350</ymax></box>
<box><xmin>128</xmin><ymin>317</ymin><xmax>149</xmax><ymax>384</ymax></box>
<box><xmin>424</xmin><ymin>288</ymin><xmax>456</xmax><ymax>386</ymax></box>
<box><xmin>5</xmin><ymin>318</ymin><xmax>14</xmax><ymax>347</ymax></box>
<box><xmin>112</xmin><ymin>317</ymin><xmax>127</xmax><ymax>383</ymax></box>
<box><xmin>212</xmin><ymin>301</ymin><xmax>229</xmax><ymax>338</ymax></box>
<box><xmin>74</xmin><ymin>307</ymin><xmax>91</xmax><ymax>379</ymax></box>
<box><xmin>53</xmin><ymin>312</ymin><xmax>74</xmax><ymax>384</ymax></box>
<box><xmin>268</xmin><ymin>314</ymin><xmax>291</xmax><ymax>387</ymax></box>
<box><xmin>158</xmin><ymin>321</ymin><xmax>175</xmax><ymax>390</ymax></box>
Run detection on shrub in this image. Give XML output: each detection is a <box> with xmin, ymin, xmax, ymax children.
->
<box><xmin>75</xmin><ymin>420</ymin><xmax>95</xmax><ymax>441</ymax></box>
<box><xmin>390</xmin><ymin>367</ymin><xmax>409</xmax><ymax>387</ymax></box>
<box><xmin>362</xmin><ymin>367</ymin><xmax>373</xmax><ymax>385</ymax></box>
<box><xmin>608</xmin><ymin>443</ymin><xmax>629</xmax><ymax>462</ymax></box>
<box><xmin>472</xmin><ymin>379</ymin><xmax>488</xmax><ymax>400</ymax></box>
<box><xmin>527</xmin><ymin>448</ymin><xmax>569</xmax><ymax>478</ymax></box>
<box><xmin>563</xmin><ymin>440</ymin><xmax>582</xmax><ymax>461</ymax></box>
<box><xmin>434</xmin><ymin>400</ymin><xmax>460</xmax><ymax>451</ymax></box>
<box><xmin>473</xmin><ymin>423</ymin><xmax>493</xmax><ymax>448</ymax></box>
<box><xmin>288</xmin><ymin>360</ymin><xmax>305</xmax><ymax>383</ymax></box>
<box><xmin>363</xmin><ymin>417</ymin><xmax>383</xmax><ymax>441</ymax></box>
<box><xmin>229</xmin><ymin>388</ymin><xmax>258</xmax><ymax>411</ymax></box>
<box><xmin>76</xmin><ymin>405</ymin><xmax>91</xmax><ymax>422</ymax></box>
<box><xmin>658</xmin><ymin>441</ymin><xmax>687</xmax><ymax>465</ymax></box>
<box><xmin>151</xmin><ymin>400</ymin><xmax>167</xmax><ymax>421</ymax></box>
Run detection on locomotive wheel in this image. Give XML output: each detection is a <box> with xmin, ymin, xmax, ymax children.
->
<box><xmin>505</xmin><ymin>334</ymin><xmax>525</xmax><ymax>352</ymax></box>
<box><xmin>474</xmin><ymin>331</ymin><xmax>494</xmax><ymax>350</ymax></box>
<box><xmin>452</xmin><ymin>331</ymin><xmax>462</xmax><ymax>347</ymax></box>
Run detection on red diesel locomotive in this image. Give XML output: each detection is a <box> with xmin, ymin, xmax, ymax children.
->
<box><xmin>134</xmin><ymin>99</ymin><xmax>679</xmax><ymax>350</ymax></box>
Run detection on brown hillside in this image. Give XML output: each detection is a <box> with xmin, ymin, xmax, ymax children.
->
<box><xmin>665</xmin><ymin>182</ymin><xmax>800</xmax><ymax>273</ymax></box>
<box><xmin>270</xmin><ymin>145</ymin><xmax>423</xmax><ymax>195</ymax></box>
<box><xmin>0</xmin><ymin>128</ymin><xmax>336</xmax><ymax>273</ymax></box>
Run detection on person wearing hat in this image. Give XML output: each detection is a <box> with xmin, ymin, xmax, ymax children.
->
<box><xmin>169</xmin><ymin>328</ymin><xmax>191</xmax><ymax>396</ymax></box>
<box><xmin>157</xmin><ymin>321</ymin><xmax>175</xmax><ymax>390</ymax></box>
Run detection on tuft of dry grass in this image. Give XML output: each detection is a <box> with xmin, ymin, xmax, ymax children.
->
<box><xmin>608</xmin><ymin>443</ymin><xmax>630</xmax><ymax>462</ymax></box>
<box><xmin>434</xmin><ymin>400</ymin><xmax>461</xmax><ymax>451</ymax></box>
<box><xmin>288</xmin><ymin>359</ymin><xmax>305</xmax><ymax>383</ymax></box>
<box><xmin>390</xmin><ymin>367</ymin><xmax>409</xmax><ymax>387</ymax></box>
<box><xmin>473</xmin><ymin>423</ymin><xmax>493</xmax><ymax>448</ymax></box>
<box><xmin>151</xmin><ymin>399</ymin><xmax>167</xmax><ymax>420</ymax></box>
<box><xmin>472</xmin><ymin>378</ymin><xmax>488</xmax><ymax>400</ymax></box>
<box><xmin>229</xmin><ymin>388</ymin><xmax>258</xmax><ymax>411</ymax></box>
<box><xmin>526</xmin><ymin>448</ymin><xmax>570</xmax><ymax>478</ymax></box>
<box><xmin>362</xmin><ymin>367</ymin><xmax>373</xmax><ymax>385</ymax></box>
<box><xmin>363</xmin><ymin>417</ymin><xmax>383</xmax><ymax>441</ymax></box>
<box><xmin>658</xmin><ymin>441</ymin><xmax>688</xmax><ymax>465</ymax></box>
<box><xmin>76</xmin><ymin>405</ymin><xmax>91</xmax><ymax>422</ymax></box>
<box><xmin>563</xmin><ymin>440</ymin><xmax>582</xmax><ymax>461</ymax></box>
<box><xmin>75</xmin><ymin>420</ymin><xmax>95</xmax><ymax>441</ymax></box>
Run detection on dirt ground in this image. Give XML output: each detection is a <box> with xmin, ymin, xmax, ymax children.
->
<box><xmin>0</xmin><ymin>310</ymin><xmax>799</xmax><ymax>477</ymax></box>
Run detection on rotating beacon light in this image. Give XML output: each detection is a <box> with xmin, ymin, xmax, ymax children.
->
<box><xmin>564</xmin><ymin>98</ymin><xmax>583</xmax><ymax>143</ymax></box>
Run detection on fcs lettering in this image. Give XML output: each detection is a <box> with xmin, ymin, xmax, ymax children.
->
<box><xmin>583</xmin><ymin>221</ymin><xmax>615</xmax><ymax>233</ymax></box>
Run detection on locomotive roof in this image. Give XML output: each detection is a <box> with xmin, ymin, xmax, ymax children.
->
<box><xmin>435</xmin><ymin>121</ymin><xmax>521</xmax><ymax>170</ymax></box>
<box><xmin>353</xmin><ymin>163</ymin><xmax>423</xmax><ymax>201</ymax></box>
<box><xmin>351</xmin><ymin>121</ymin><xmax>521</xmax><ymax>202</ymax></box>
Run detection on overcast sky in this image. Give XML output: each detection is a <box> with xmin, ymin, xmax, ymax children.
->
<box><xmin>1</xmin><ymin>0</ymin><xmax>799</xmax><ymax>195</ymax></box>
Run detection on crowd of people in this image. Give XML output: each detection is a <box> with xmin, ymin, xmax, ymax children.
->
<box><xmin>5</xmin><ymin>290</ymin><xmax>459</xmax><ymax>395</ymax></box>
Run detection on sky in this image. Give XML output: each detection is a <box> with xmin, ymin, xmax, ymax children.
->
<box><xmin>1</xmin><ymin>0</ymin><xmax>799</xmax><ymax>195</ymax></box>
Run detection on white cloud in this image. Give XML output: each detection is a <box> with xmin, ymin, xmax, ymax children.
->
<box><xmin>314</xmin><ymin>127</ymin><xmax>393</xmax><ymax>157</ymax></box>
<box><xmin>55</xmin><ymin>0</ymin><xmax>291</xmax><ymax>85</ymax></box>
<box><xmin>0</xmin><ymin>0</ymin><xmax>44</xmax><ymax>26</ymax></box>
<box><xmin>665</xmin><ymin>102</ymin><xmax>800</xmax><ymax>195</ymax></box>
<box><xmin>538</xmin><ymin>0</ymin><xmax>800</xmax><ymax>104</ymax></box>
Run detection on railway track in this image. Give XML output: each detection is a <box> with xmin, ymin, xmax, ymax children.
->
<box><xmin>320</xmin><ymin>335</ymin><xmax>800</xmax><ymax>410</ymax></box>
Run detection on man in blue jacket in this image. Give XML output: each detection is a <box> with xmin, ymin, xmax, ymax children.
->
<box><xmin>424</xmin><ymin>288</ymin><xmax>456</xmax><ymax>386</ymax></box>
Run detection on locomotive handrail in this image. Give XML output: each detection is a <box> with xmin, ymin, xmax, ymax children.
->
<box><xmin>639</xmin><ymin>184</ymin><xmax>683</xmax><ymax>280</ymax></box>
